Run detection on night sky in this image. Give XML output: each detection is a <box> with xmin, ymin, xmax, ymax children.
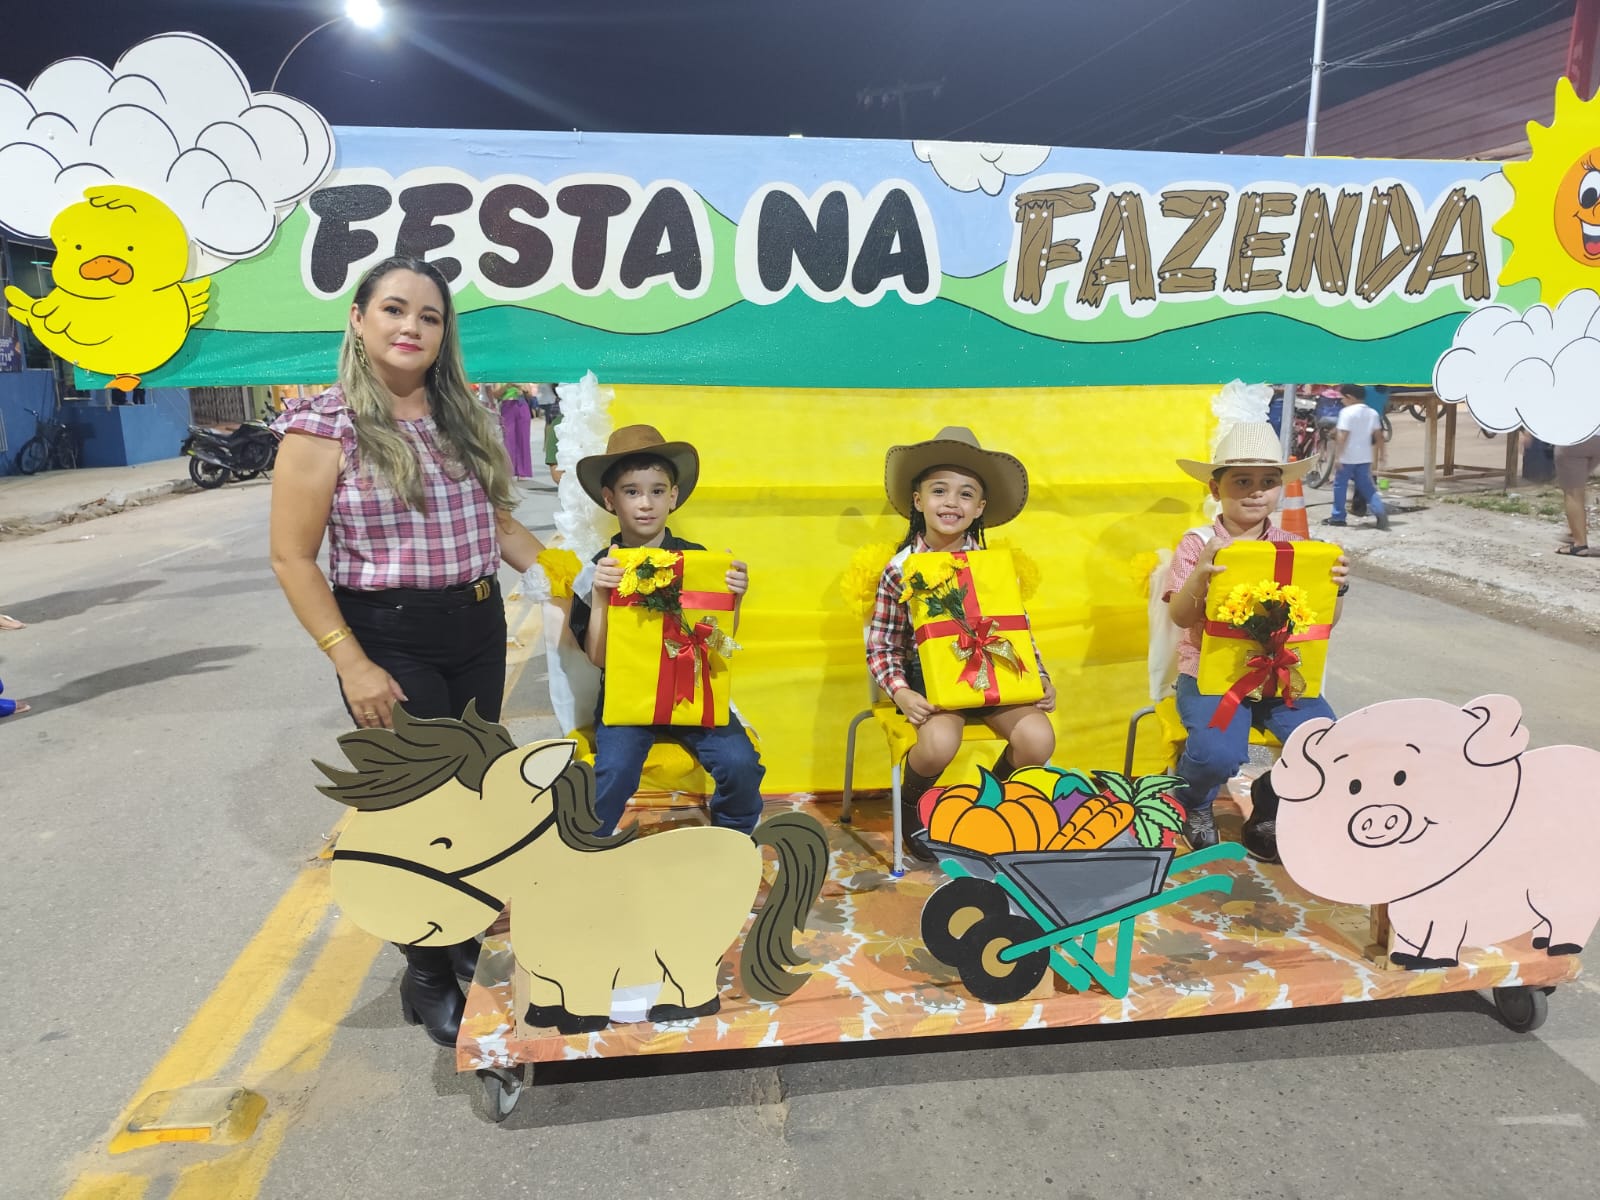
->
<box><xmin>2</xmin><ymin>0</ymin><xmax>1576</xmax><ymax>150</ymax></box>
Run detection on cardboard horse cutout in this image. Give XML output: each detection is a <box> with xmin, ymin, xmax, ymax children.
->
<box><xmin>1272</xmin><ymin>694</ymin><xmax>1600</xmax><ymax>968</ymax></box>
<box><xmin>319</xmin><ymin>705</ymin><xmax>830</xmax><ymax>1031</ymax></box>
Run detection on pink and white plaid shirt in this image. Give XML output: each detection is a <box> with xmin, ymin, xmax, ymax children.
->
<box><xmin>274</xmin><ymin>387</ymin><xmax>500</xmax><ymax>591</ymax></box>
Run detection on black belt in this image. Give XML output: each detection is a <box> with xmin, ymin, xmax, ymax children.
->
<box><xmin>337</xmin><ymin>575</ymin><xmax>497</xmax><ymax>609</ymax></box>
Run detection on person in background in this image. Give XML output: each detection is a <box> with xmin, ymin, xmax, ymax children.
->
<box><xmin>1554</xmin><ymin>432</ymin><xmax>1600</xmax><ymax>557</ymax></box>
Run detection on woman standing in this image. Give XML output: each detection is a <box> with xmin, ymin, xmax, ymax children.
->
<box><xmin>269</xmin><ymin>255</ymin><xmax>544</xmax><ymax>1048</ymax></box>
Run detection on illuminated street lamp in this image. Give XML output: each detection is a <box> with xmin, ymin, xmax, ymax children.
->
<box><xmin>270</xmin><ymin>1</ymin><xmax>386</xmax><ymax>92</ymax></box>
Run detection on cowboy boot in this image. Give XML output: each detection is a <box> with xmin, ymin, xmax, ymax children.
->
<box><xmin>398</xmin><ymin>945</ymin><xmax>466</xmax><ymax>1048</ymax></box>
<box><xmin>447</xmin><ymin>938</ymin><xmax>481</xmax><ymax>987</ymax></box>
<box><xmin>900</xmin><ymin>760</ymin><xmax>941</xmax><ymax>863</ymax></box>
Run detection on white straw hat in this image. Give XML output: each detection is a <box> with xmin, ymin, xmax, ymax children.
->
<box><xmin>1176</xmin><ymin>421</ymin><xmax>1313</xmax><ymax>484</ymax></box>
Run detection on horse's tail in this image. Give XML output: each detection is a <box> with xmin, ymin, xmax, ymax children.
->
<box><xmin>741</xmin><ymin>811</ymin><xmax>831</xmax><ymax>1002</ymax></box>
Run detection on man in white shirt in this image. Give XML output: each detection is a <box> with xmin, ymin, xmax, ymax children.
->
<box><xmin>1322</xmin><ymin>384</ymin><xmax>1390</xmax><ymax>529</ymax></box>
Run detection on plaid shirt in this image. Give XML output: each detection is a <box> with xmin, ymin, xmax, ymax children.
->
<box><xmin>274</xmin><ymin>387</ymin><xmax>500</xmax><ymax>590</ymax></box>
<box><xmin>865</xmin><ymin>534</ymin><xmax>1050</xmax><ymax>698</ymax></box>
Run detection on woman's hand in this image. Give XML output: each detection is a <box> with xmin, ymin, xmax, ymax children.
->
<box><xmin>1035</xmin><ymin>677</ymin><xmax>1057</xmax><ymax>713</ymax></box>
<box><xmin>592</xmin><ymin>556</ymin><xmax>623</xmax><ymax>594</ymax></box>
<box><xmin>893</xmin><ymin>687</ymin><xmax>939</xmax><ymax>726</ymax></box>
<box><xmin>336</xmin><ymin>656</ymin><xmax>408</xmax><ymax>730</ymax></box>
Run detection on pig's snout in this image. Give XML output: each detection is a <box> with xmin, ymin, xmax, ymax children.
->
<box><xmin>1347</xmin><ymin>804</ymin><xmax>1413</xmax><ymax>847</ymax></box>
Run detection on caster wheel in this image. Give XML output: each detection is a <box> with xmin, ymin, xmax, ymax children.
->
<box><xmin>477</xmin><ymin>1066</ymin><xmax>525</xmax><ymax>1122</ymax></box>
<box><xmin>1492</xmin><ymin>985</ymin><xmax>1549</xmax><ymax>1033</ymax></box>
<box><xmin>921</xmin><ymin>877</ymin><xmax>1011</xmax><ymax>964</ymax></box>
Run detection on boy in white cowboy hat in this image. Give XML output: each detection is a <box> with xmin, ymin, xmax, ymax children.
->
<box><xmin>867</xmin><ymin>427</ymin><xmax>1056</xmax><ymax>863</ymax></box>
<box><xmin>568</xmin><ymin>425</ymin><xmax>765</xmax><ymax>837</ymax></box>
<box><xmin>1165</xmin><ymin>422</ymin><xmax>1349</xmax><ymax>859</ymax></box>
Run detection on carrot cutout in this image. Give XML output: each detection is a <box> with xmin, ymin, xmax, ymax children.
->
<box><xmin>1048</xmin><ymin>770</ymin><xmax>1186</xmax><ymax>851</ymax></box>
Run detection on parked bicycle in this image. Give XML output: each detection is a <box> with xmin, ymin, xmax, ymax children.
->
<box><xmin>14</xmin><ymin>404</ymin><xmax>79</xmax><ymax>475</ymax></box>
<box><xmin>1291</xmin><ymin>403</ymin><xmax>1338</xmax><ymax>489</ymax></box>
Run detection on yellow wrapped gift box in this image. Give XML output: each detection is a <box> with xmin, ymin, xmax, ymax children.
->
<box><xmin>1197</xmin><ymin>540</ymin><xmax>1339</xmax><ymax>710</ymax></box>
<box><xmin>602</xmin><ymin>549</ymin><xmax>737</xmax><ymax>727</ymax></box>
<box><xmin>904</xmin><ymin>548</ymin><xmax>1044</xmax><ymax>710</ymax></box>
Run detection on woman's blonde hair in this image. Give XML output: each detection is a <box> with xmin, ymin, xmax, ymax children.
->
<box><xmin>339</xmin><ymin>256</ymin><xmax>515</xmax><ymax>512</ymax></box>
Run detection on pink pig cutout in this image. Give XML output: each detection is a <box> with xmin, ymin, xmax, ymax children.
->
<box><xmin>1271</xmin><ymin>694</ymin><xmax>1600</xmax><ymax>970</ymax></box>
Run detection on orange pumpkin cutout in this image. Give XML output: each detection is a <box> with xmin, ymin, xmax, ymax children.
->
<box><xmin>928</xmin><ymin>770</ymin><xmax>1059</xmax><ymax>854</ymax></box>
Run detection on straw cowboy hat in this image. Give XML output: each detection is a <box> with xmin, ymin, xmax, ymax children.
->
<box><xmin>884</xmin><ymin>426</ymin><xmax>1029</xmax><ymax>528</ymax></box>
<box><xmin>576</xmin><ymin>424</ymin><xmax>700</xmax><ymax>509</ymax></box>
<box><xmin>1176</xmin><ymin>421</ymin><xmax>1313</xmax><ymax>485</ymax></box>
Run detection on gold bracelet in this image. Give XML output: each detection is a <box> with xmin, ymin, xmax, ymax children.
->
<box><xmin>316</xmin><ymin>625</ymin><xmax>352</xmax><ymax>653</ymax></box>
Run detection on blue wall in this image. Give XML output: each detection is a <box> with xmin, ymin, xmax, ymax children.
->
<box><xmin>0</xmin><ymin>377</ymin><xmax>192</xmax><ymax>473</ymax></box>
<box><xmin>0</xmin><ymin>371</ymin><xmax>56</xmax><ymax>476</ymax></box>
<box><xmin>65</xmin><ymin>390</ymin><xmax>193</xmax><ymax>468</ymax></box>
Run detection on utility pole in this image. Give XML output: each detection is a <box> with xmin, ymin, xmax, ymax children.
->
<box><xmin>1282</xmin><ymin>0</ymin><xmax>1331</xmax><ymax>460</ymax></box>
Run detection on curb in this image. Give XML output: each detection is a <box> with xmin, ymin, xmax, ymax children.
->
<box><xmin>0</xmin><ymin>477</ymin><xmax>197</xmax><ymax>536</ymax></box>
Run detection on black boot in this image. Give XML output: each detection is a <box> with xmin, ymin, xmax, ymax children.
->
<box><xmin>1241</xmin><ymin>772</ymin><xmax>1281</xmax><ymax>864</ymax></box>
<box><xmin>991</xmin><ymin>750</ymin><xmax>1016</xmax><ymax>781</ymax></box>
<box><xmin>899</xmin><ymin>760</ymin><xmax>941</xmax><ymax>863</ymax></box>
<box><xmin>447</xmin><ymin>938</ymin><xmax>481</xmax><ymax>987</ymax></box>
<box><xmin>398</xmin><ymin>945</ymin><xmax>466</xmax><ymax>1048</ymax></box>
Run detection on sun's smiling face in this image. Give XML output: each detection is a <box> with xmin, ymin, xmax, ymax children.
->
<box><xmin>1496</xmin><ymin>76</ymin><xmax>1600</xmax><ymax>305</ymax></box>
<box><xmin>1555</xmin><ymin>152</ymin><xmax>1600</xmax><ymax>264</ymax></box>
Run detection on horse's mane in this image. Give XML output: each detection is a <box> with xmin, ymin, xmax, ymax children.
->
<box><xmin>315</xmin><ymin>702</ymin><xmax>517</xmax><ymax>810</ymax></box>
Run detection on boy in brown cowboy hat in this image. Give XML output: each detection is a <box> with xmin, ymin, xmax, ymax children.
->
<box><xmin>1165</xmin><ymin>421</ymin><xmax>1349</xmax><ymax>859</ymax></box>
<box><xmin>568</xmin><ymin>425</ymin><xmax>765</xmax><ymax>837</ymax></box>
<box><xmin>867</xmin><ymin>427</ymin><xmax>1056</xmax><ymax>863</ymax></box>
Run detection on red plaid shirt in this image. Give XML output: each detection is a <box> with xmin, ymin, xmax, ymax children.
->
<box><xmin>274</xmin><ymin>387</ymin><xmax>500</xmax><ymax>590</ymax></box>
<box><xmin>865</xmin><ymin>534</ymin><xmax>1050</xmax><ymax>698</ymax></box>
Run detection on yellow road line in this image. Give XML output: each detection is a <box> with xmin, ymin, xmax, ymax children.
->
<box><xmin>104</xmin><ymin>867</ymin><xmax>333</xmax><ymax>1142</ymax></box>
<box><xmin>61</xmin><ymin>1175</ymin><xmax>149</xmax><ymax>1200</ymax></box>
<box><xmin>166</xmin><ymin>919</ymin><xmax>383</xmax><ymax>1200</ymax></box>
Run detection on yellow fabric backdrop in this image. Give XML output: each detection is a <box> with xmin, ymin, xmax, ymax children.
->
<box><xmin>608</xmin><ymin>385</ymin><xmax>1212</xmax><ymax>793</ymax></box>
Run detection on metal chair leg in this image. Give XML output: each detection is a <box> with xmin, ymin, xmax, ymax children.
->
<box><xmin>1124</xmin><ymin>705</ymin><xmax>1155</xmax><ymax>776</ymax></box>
<box><xmin>890</xmin><ymin>760</ymin><xmax>905</xmax><ymax>877</ymax></box>
<box><xmin>841</xmin><ymin>709</ymin><xmax>872</xmax><ymax>825</ymax></box>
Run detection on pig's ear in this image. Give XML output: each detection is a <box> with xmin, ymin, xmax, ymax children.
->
<box><xmin>1461</xmin><ymin>694</ymin><xmax>1528</xmax><ymax>766</ymax></box>
<box><xmin>1272</xmin><ymin>718</ymin><xmax>1336</xmax><ymax>802</ymax></box>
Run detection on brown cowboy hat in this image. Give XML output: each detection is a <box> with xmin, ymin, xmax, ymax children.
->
<box><xmin>576</xmin><ymin>424</ymin><xmax>700</xmax><ymax>509</ymax></box>
<box><xmin>884</xmin><ymin>426</ymin><xmax>1029</xmax><ymax>528</ymax></box>
<box><xmin>1176</xmin><ymin>422</ymin><xmax>1313</xmax><ymax>485</ymax></box>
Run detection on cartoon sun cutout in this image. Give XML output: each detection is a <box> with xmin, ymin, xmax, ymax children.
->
<box><xmin>1497</xmin><ymin>76</ymin><xmax>1600</xmax><ymax>305</ymax></box>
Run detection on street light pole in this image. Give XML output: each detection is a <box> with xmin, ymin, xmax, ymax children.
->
<box><xmin>1282</xmin><ymin>0</ymin><xmax>1331</xmax><ymax>460</ymax></box>
<box><xmin>269</xmin><ymin>0</ymin><xmax>384</xmax><ymax>93</ymax></box>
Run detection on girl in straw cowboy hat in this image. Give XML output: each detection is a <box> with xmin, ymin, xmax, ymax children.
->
<box><xmin>866</xmin><ymin>427</ymin><xmax>1056</xmax><ymax>864</ymax></box>
<box><xmin>1164</xmin><ymin>421</ymin><xmax>1348</xmax><ymax>860</ymax></box>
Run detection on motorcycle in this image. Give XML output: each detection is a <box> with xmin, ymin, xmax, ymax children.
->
<box><xmin>181</xmin><ymin>419</ymin><xmax>281</xmax><ymax>489</ymax></box>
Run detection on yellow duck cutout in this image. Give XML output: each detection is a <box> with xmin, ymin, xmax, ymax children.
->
<box><xmin>3</xmin><ymin>185</ymin><xmax>210</xmax><ymax>392</ymax></box>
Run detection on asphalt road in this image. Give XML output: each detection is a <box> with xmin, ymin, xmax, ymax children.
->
<box><xmin>4</xmin><ymin>480</ymin><xmax>1598</xmax><ymax>1200</ymax></box>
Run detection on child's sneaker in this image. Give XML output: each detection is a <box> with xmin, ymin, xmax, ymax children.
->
<box><xmin>1181</xmin><ymin>807</ymin><xmax>1219</xmax><ymax>849</ymax></box>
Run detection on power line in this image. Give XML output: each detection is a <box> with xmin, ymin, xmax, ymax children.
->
<box><xmin>938</xmin><ymin>0</ymin><xmax>1200</xmax><ymax>141</ymax></box>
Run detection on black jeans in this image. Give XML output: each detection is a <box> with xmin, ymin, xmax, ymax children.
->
<box><xmin>335</xmin><ymin>578</ymin><xmax>508</xmax><ymax>723</ymax></box>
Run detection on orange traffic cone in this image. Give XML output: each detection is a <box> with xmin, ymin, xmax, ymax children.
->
<box><xmin>1280</xmin><ymin>459</ymin><xmax>1309</xmax><ymax>537</ymax></box>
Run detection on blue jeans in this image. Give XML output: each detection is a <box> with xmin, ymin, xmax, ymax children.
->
<box><xmin>1173</xmin><ymin>674</ymin><xmax>1336</xmax><ymax>813</ymax></box>
<box><xmin>1331</xmin><ymin>462</ymin><xmax>1386</xmax><ymax>522</ymax></box>
<box><xmin>591</xmin><ymin>690</ymin><xmax>765</xmax><ymax>836</ymax></box>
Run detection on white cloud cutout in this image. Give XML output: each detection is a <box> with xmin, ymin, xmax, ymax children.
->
<box><xmin>912</xmin><ymin>141</ymin><xmax>1049</xmax><ymax>195</ymax></box>
<box><xmin>1433</xmin><ymin>290</ymin><xmax>1600</xmax><ymax>446</ymax></box>
<box><xmin>0</xmin><ymin>32</ymin><xmax>335</xmax><ymax>266</ymax></box>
